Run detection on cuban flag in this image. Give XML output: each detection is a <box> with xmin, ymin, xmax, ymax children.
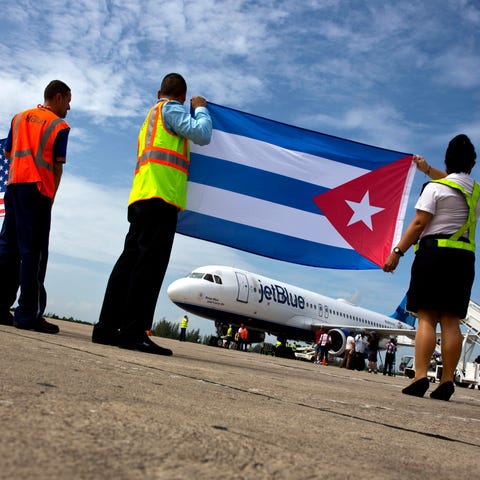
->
<box><xmin>177</xmin><ymin>103</ymin><xmax>416</xmax><ymax>269</ymax></box>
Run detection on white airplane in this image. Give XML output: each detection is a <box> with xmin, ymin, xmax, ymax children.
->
<box><xmin>167</xmin><ymin>265</ymin><xmax>416</xmax><ymax>354</ymax></box>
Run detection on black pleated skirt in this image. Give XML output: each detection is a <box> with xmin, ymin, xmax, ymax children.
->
<box><xmin>406</xmin><ymin>245</ymin><xmax>475</xmax><ymax>318</ymax></box>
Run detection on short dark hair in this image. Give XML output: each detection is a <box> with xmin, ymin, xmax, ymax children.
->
<box><xmin>159</xmin><ymin>73</ymin><xmax>187</xmax><ymax>98</ymax></box>
<box><xmin>445</xmin><ymin>134</ymin><xmax>477</xmax><ymax>174</ymax></box>
<box><xmin>44</xmin><ymin>80</ymin><xmax>71</xmax><ymax>100</ymax></box>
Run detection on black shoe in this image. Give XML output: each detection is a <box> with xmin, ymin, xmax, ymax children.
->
<box><xmin>92</xmin><ymin>325</ymin><xmax>119</xmax><ymax>345</ymax></box>
<box><xmin>14</xmin><ymin>317</ymin><xmax>59</xmax><ymax>334</ymax></box>
<box><xmin>119</xmin><ymin>334</ymin><xmax>173</xmax><ymax>356</ymax></box>
<box><xmin>430</xmin><ymin>381</ymin><xmax>455</xmax><ymax>401</ymax></box>
<box><xmin>402</xmin><ymin>377</ymin><xmax>429</xmax><ymax>397</ymax></box>
<box><xmin>0</xmin><ymin>312</ymin><xmax>14</xmax><ymax>326</ymax></box>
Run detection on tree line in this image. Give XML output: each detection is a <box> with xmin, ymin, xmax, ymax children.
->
<box><xmin>45</xmin><ymin>312</ymin><xmax>217</xmax><ymax>345</ymax></box>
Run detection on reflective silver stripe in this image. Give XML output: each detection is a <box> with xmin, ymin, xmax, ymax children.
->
<box><xmin>144</xmin><ymin>105</ymin><xmax>158</xmax><ymax>146</ymax></box>
<box><xmin>35</xmin><ymin>118</ymin><xmax>65</xmax><ymax>172</ymax></box>
<box><xmin>136</xmin><ymin>149</ymin><xmax>189</xmax><ymax>171</ymax></box>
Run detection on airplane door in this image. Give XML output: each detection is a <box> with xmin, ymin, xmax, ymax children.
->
<box><xmin>235</xmin><ymin>272</ymin><xmax>249</xmax><ymax>303</ymax></box>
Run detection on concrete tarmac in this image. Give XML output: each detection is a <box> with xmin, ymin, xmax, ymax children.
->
<box><xmin>1</xmin><ymin>320</ymin><xmax>480</xmax><ymax>480</ymax></box>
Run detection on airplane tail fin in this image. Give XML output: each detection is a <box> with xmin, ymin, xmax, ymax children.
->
<box><xmin>389</xmin><ymin>295</ymin><xmax>417</xmax><ymax>328</ymax></box>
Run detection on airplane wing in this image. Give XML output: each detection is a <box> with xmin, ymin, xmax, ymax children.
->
<box><xmin>311</xmin><ymin>322</ymin><xmax>416</xmax><ymax>339</ymax></box>
<box><xmin>287</xmin><ymin>316</ymin><xmax>319</xmax><ymax>328</ymax></box>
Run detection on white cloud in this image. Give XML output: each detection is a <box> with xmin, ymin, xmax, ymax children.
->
<box><xmin>298</xmin><ymin>103</ymin><xmax>413</xmax><ymax>152</ymax></box>
<box><xmin>51</xmin><ymin>174</ymin><xmax>129</xmax><ymax>264</ymax></box>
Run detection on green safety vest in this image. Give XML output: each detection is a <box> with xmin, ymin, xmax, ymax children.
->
<box><xmin>414</xmin><ymin>178</ymin><xmax>480</xmax><ymax>253</ymax></box>
<box><xmin>180</xmin><ymin>317</ymin><xmax>188</xmax><ymax>329</ymax></box>
<box><xmin>129</xmin><ymin>100</ymin><xmax>190</xmax><ymax>209</ymax></box>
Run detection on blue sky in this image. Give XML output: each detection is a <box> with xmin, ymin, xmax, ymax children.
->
<box><xmin>1</xmin><ymin>0</ymin><xmax>480</xmax><ymax>339</ymax></box>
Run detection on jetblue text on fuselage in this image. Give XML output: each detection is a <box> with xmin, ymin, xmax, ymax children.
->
<box><xmin>258</xmin><ymin>280</ymin><xmax>305</xmax><ymax>309</ymax></box>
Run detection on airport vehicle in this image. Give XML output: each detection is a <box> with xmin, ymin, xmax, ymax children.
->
<box><xmin>167</xmin><ymin>265</ymin><xmax>416</xmax><ymax>355</ymax></box>
<box><xmin>399</xmin><ymin>354</ymin><xmax>440</xmax><ymax>382</ymax></box>
<box><xmin>294</xmin><ymin>346</ymin><xmax>316</xmax><ymax>362</ymax></box>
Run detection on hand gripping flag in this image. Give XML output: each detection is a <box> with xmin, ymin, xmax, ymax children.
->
<box><xmin>0</xmin><ymin>138</ymin><xmax>9</xmax><ymax>218</ymax></box>
<box><xmin>177</xmin><ymin>103</ymin><xmax>416</xmax><ymax>269</ymax></box>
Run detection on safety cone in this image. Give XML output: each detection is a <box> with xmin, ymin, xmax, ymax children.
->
<box><xmin>321</xmin><ymin>357</ymin><xmax>327</xmax><ymax>366</ymax></box>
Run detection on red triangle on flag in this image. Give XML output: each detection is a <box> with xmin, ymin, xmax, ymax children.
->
<box><xmin>313</xmin><ymin>155</ymin><xmax>413</xmax><ymax>267</ymax></box>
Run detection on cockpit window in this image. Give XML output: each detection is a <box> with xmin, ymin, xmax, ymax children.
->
<box><xmin>189</xmin><ymin>272</ymin><xmax>204</xmax><ymax>279</ymax></box>
<box><xmin>188</xmin><ymin>272</ymin><xmax>222</xmax><ymax>284</ymax></box>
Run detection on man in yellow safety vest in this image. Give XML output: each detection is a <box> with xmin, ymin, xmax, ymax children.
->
<box><xmin>92</xmin><ymin>73</ymin><xmax>212</xmax><ymax>355</ymax></box>
<box><xmin>179</xmin><ymin>315</ymin><xmax>188</xmax><ymax>341</ymax></box>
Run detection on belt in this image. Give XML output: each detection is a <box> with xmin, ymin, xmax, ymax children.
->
<box><xmin>417</xmin><ymin>234</ymin><xmax>470</xmax><ymax>249</ymax></box>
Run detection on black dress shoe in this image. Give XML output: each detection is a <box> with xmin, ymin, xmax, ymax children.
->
<box><xmin>430</xmin><ymin>381</ymin><xmax>455</xmax><ymax>401</ymax></box>
<box><xmin>14</xmin><ymin>317</ymin><xmax>59</xmax><ymax>334</ymax></box>
<box><xmin>119</xmin><ymin>335</ymin><xmax>173</xmax><ymax>356</ymax></box>
<box><xmin>402</xmin><ymin>377</ymin><xmax>429</xmax><ymax>397</ymax></box>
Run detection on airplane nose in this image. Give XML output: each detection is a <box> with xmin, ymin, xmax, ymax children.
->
<box><xmin>167</xmin><ymin>279</ymin><xmax>189</xmax><ymax>302</ymax></box>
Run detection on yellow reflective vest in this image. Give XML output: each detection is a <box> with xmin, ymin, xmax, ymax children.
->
<box><xmin>415</xmin><ymin>178</ymin><xmax>480</xmax><ymax>253</ymax></box>
<box><xmin>180</xmin><ymin>316</ymin><xmax>188</xmax><ymax>329</ymax></box>
<box><xmin>128</xmin><ymin>100</ymin><xmax>190</xmax><ymax>209</ymax></box>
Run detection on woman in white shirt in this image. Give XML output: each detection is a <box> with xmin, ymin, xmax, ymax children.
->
<box><xmin>383</xmin><ymin>134</ymin><xmax>479</xmax><ymax>401</ymax></box>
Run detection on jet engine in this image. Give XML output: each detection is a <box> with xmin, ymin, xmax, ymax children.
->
<box><xmin>327</xmin><ymin>328</ymin><xmax>348</xmax><ymax>355</ymax></box>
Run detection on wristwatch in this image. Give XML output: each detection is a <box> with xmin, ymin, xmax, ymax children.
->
<box><xmin>393</xmin><ymin>247</ymin><xmax>404</xmax><ymax>257</ymax></box>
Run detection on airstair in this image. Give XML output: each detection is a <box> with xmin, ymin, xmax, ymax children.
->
<box><xmin>456</xmin><ymin>300</ymin><xmax>480</xmax><ymax>386</ymax></box>
<box><xmin>460</xmin><ymin>300</ymin><xmax>480</xmax><ymax>361</ymax></box>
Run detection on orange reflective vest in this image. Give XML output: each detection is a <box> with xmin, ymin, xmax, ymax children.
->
<box><xmin>240</xmin><ymin>328</ymin><xmax>248</xmax><ymax>341</ymax></box>
<box><xmin>128</xmin><ymin>100</ymin><xmax>190</xmax><ymax>209</ymax></box>
<box><xmin>7</xmin><ymin>106</ymin><xmax>69</xmax><ymax>199</ymax></box>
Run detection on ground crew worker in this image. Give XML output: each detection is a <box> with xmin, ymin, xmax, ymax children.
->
<box><xmin>383</xmin><ymin>338</ymin><xmax>397</xmax><ymax>376</ymax></box>
<box><xmin>0</xmin><ymin>80</ymin><xmax>71</xmax><ymax>333</ymax></box>
<box><xmin>225</xmin><ymin>324</ymin><xmax>233</xmax><ymax>348</ymax></box>
<box><xmin>179</xmin><ymin>315</ymin><xmax>188</xmax><ymax>341</ymax></box>
<box><xmin>237</xmin><ymin>324</ymin><xmax>246</xmax><ymax>351</ymax></box>
<box><xmin>92</xmin><ymin>73</ymin><xmax>212</xmax><ymax>355</ymax></box>
<box><xmin>318</xmin><ymin>330</ymin><xmax>332</xmax><ymax>365</ymax></box>
<box><xmin>240</xmin><ymin>325</ymin><xmax>249</xmax><ymax>351</ymax></box>
<box><xmin>384</xmin><ymin>135</ymin><xmax>479</xmax><ymax>401</ymax></box>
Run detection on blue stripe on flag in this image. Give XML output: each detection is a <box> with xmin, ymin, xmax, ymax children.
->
<box><xmin>189</xmin><ymin>154</ymin><xmax>328</xmax><ymax>214</ymax></box>
<box><xmin>177</xmin><ymin>212</ymin><xmax>377</xmax><ymax>270</ymax></box>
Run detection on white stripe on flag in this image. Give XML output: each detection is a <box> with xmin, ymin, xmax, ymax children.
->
<box><xmin>185</xmin><ymin>182</ymin><xmax>352</xmax><ymax>248</ymax></box>
<box><xmin>191</xmin><ymin>130</ymin><xmax>369</xmax><ymax>189</ymax></box>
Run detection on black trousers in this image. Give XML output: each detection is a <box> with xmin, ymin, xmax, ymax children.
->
<box><xmin>0</xmin><ymin>184</ymin><xmax>51</xmax><ymax>324</ymax></box>
<box><xmin>383</xmin><ymin>352</ymin><xmax>396</xmax><ymax>375</ymax></box>
<box><xmin>97</xmin><ymin>198</ymin><xmax>178</xmax><ymax>341</ymax></box>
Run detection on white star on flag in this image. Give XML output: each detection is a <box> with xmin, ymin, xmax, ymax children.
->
<box><xmin>345</xmin><ymin>191</ymin><xmax>384</xmax><ymax>230</ymax></box>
